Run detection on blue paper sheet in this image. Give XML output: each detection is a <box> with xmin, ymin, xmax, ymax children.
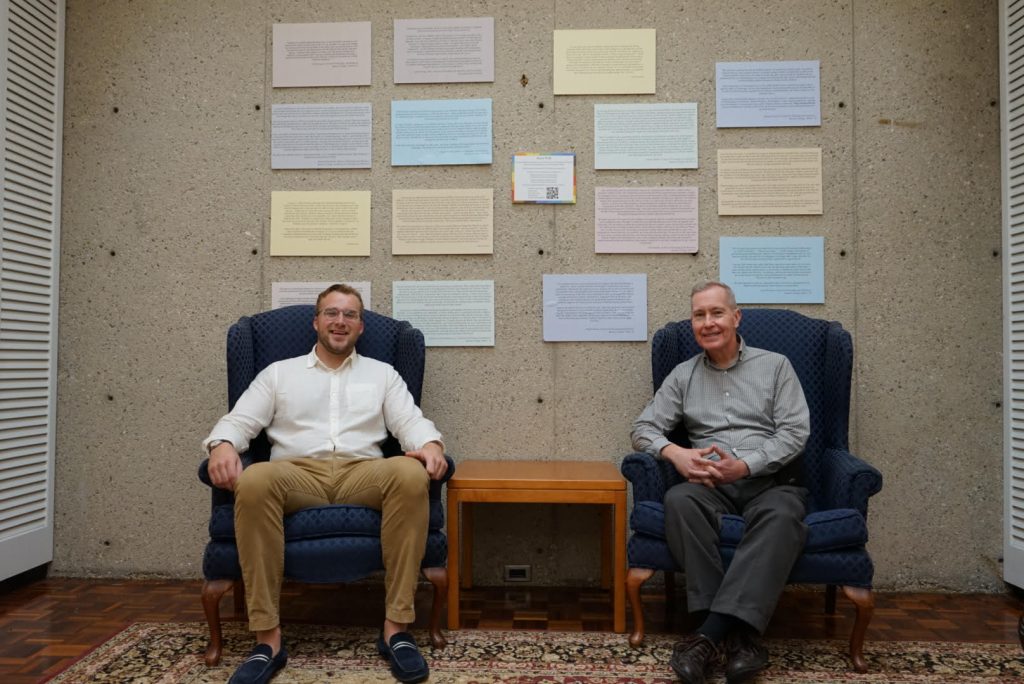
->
<box><xmin>391</xmin><ymin>98</ymin><xmax>492</xmax><ymax>166</ymax></box>
<box><xmin>720</xmin><ymin>236</ymin><xmax>824</xmax><ymax>304</ymax></box>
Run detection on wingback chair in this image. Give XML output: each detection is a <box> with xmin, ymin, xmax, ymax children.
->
<box><xmin>621</xmin><ymin>309</ymin><xmax>883</xmax><ymax>672</ymax></box>
<box><xmin>198</xmin><ymin>305</ymin><xmax>453</xmax><ymax>665</ymax></box>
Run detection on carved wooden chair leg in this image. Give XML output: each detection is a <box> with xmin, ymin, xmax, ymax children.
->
<box><xmin>664</xmin><ymin>570</ymin><xmax>676</xmax><ymax>630</ymax></box>
<box><xmin>201</xmin><ymin>578</ymin><xmax>235</xmax><ymax>666</ymax></box>
<box><xmin>233</xmin><ymin>580</ymin><xmax>246</xmax><ymax>616</ymax></box>
<box><xmin>627</xmin><ymin>567</ymin><xmax>655</xmax><ymax>647</ymax></box>
<box><xmin>422</xmin><ymin>567</ymin><xmax>448</xmax><ymax>649</ymax></box>
<box><xmin>841</xmin><ymin>585</ymin><xmax>874</xmax><ymax>673</ymax></box>
<box><xmin>825</xmin><ymin>584</ymin><xmax>837</xmax><ymax>614</ymax></box>
<box><xmin>1017</xmin><ymin>613</ymin><xmax>1023</xmax><ymax>652</ymax></box>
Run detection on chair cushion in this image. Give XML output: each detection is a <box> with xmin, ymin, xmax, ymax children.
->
<box><xmin>203</xmin><ymin>529</ymin><xmax>449</xmax><ymax>581</ymax></box>
<box><xmin>630</xmin><ymin>501</ymin><xmax>867</xmax><ymax>553</ymax></box>
<box><xmin>209</xmin><ymin>499</ymin><xmax>445</xmax><ymax>542</ymax></box>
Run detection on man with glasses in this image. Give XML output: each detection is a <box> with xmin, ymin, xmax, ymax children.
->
<box><xmin>631</xmin><ymin>281</ymin><xmax>809</xmax><ymax>684</ymax></box>
<box><xmin>204</xmin><ymin>283</ymin><xmax>446</xmax><ymax>684</ymax></box>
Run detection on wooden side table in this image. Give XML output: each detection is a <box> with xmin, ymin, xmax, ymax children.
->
<box><xmin>445</xmin><ymin>459</ymin><xmax>627</xmax><ymax>633</ymax></box>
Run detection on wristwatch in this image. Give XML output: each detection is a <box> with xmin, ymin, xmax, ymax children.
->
<box><xmin>207</xmin><ymin>439</ymin><xmax>232</xmax><ymax>454</ymax></box>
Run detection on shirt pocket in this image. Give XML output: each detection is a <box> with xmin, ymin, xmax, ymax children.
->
<box><xmin>346</xmin><ymin>383</ymin><xmax>381</xmax><ymax>415</ymax></box>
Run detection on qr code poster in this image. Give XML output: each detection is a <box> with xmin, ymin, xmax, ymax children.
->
<box><xmin>512</xmin><ymin>153</ymin><xmax>576</xmax><ymax>204</ymax></box>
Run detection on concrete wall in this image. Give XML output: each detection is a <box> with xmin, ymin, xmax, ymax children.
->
<box><xmin>54</xmin><ymin>0</ymin><xmax>1003</xmax><ymax>590</ymax></box>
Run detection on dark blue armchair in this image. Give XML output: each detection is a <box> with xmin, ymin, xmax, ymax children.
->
<box><xmin>198</xmin><ymin>305</ymin><xmax>453</xmax><ymax>665</ymax></box>
<box><xmin>621</xmin><ymin>309</ymin><xmax>882</xmax><ymax>672</ymax></box>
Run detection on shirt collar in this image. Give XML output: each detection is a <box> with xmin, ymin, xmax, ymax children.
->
<box><xmin>306</xmin><ymin>345</ymin><xmax>359</xmax><ymax>372</ymax></box>
<box><xmin>701</xmin><ymin>334</ymin><xmax>746</xmax><ymax>370</ymax></box>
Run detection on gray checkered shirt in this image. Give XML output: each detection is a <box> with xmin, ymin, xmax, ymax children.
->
<box><xmin>631</xmin><ymin>337</ymin><xmax>809</xmax><ymax>478</ymax></box>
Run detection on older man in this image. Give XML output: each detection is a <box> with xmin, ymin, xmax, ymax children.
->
<box><xmin>204</xmin><ymin>283</ymin><xmax>447</xmax><ymax>684</ymax></box>
<box><xmin>631</xmin><ymin>281</ymin><xmax>809</xmax><ymax>684</ymax></box>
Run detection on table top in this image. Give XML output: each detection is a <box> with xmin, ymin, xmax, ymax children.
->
<box><xmin>448</xmin><ymin>459</ymin><xmax>625</xmax><ymax>491</ymax></box>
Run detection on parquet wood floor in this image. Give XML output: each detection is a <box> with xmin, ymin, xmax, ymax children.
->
<box><xmin>0</xmin><ymin>573</ymin><xmax>1020</xmax><ymax>683</ymax></box>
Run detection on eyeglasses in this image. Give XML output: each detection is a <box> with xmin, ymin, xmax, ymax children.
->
<box><xmin>318</xmin><ymin>308</ymin><xmax>361</xmax><ymax>321</ymax></box>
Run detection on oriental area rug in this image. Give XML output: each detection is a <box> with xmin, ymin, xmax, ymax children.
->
<box><xmin>47</xmin><ymin>622</ymin><xmax>1024</xmax><ymax>683</ymax></box>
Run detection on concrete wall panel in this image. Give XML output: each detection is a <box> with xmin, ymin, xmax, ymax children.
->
<box><xmin>54</xmin><ymin>0</ymin><xmax>1002</xmax><ymax>590</ymax></box>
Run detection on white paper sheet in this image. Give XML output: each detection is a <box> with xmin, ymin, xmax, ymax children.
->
<box><xmin>271</xmin><ymin>281</ymin><xmax>372</xmax><ymax>310</ymax></box>
<box><xmin>542</xmin><ymin>274</ymin><xmax>647</xmax><ymax>342</ymax></box>
<box><xmin>595</xmin><ymin>187</ymin><xmax>698</xmax><ymax>253</ymax></box>
<box><xmin>512</xmin><ymin>153</ymin><xmax>575</xmax><ymax>204</ymax></box>
<box><xmin>394</xmin><ymin>17</ymin><xmax>494</xmax><ymax>83</ymax></box>
<box><xmin>594</xmin><ymin>103</ymin><xmax>697</xmax><ymax>169</ymax></box>
<box><xmin>272</xmin><ymin>22</ymin><xmax>371</xmax><ymax>88</ymax></box>
<box><xmin>393</xmin><ymin>280</ymin><xmax>494</xmax><ymax>346</ymax></box>
<box><xmin>716</xmin><ymin>60</ymin><xmax>821</xmax><ymax>128</ymax></box>
<box><xmin>271</xmin><ymin>104</ymin><xmax>371</xmax><ymax>169</ymax></box>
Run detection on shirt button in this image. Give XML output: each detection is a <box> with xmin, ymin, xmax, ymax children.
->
<box><xmin>725</xmin><ymin>392</ymin><xmax>730</xmax><ymax>397</ymax></box>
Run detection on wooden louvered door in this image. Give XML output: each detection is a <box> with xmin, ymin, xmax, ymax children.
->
<box><xmin>0</xmin><ymin>0</ymin><xmax>63</xmax><ymax>581</ymax></box>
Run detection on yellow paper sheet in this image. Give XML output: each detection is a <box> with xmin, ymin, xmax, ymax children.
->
<box><xmin>270</xmin><ymin>191</ymin><xmax>371</xmax><ymax>256</ymax></box>
<box><xmin>392</xmin><ymin>189</ymin><xmax>493</xmax><ymax>255</ymax></box>
<box><xmin>553</xmin><ymin>29</ymin><xmax>656</xmax><ymax>95</ymax></box>
<box><xmin>717</xmin><ymin>148</ymin><xmax>823</xmax><ymax>215</ymax></box>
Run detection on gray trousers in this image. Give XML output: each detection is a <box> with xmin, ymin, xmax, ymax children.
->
<box><xmin>664</xmin><ymin>478</ymin><xmax>807</xmax><ymax>634</ymax></box>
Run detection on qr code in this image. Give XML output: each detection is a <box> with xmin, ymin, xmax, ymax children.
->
<box><xmin>546</xmin><ymin>186</ymin><xmax>559</xmax><ymax>200</ymax></box>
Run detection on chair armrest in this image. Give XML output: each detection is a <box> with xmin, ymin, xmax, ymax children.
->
<box><xmin>198</xmin><ymin>454</ymin><xmax>255</xmax><ymax>507</ymax></box>
<box><xmin>817</xmin><ymin>447</ymin><xmax>883</xmax><ymax>518</ymax></box>
<box><xmin>428</xmin><ymin>455</ymin><xmax>456</xmax><ymax>499</ymax></box>
<box><xmin>621</xmin><ymin>451</ymin><xmax>679</xmax><ymax>503</ymax></box>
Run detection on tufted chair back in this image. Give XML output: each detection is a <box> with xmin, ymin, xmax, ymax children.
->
<box><xmin>620</xmin><ymin>309</ymin><xmax>883</xmax><ymax>671</ymax></box>
<box><xmin>198</xmin><ymin>304</ymin><xmax>451</xmax><ymax>665</ymax></box>
<box><xmin>225</xmin><ymin>305</ymin><xmax>425</xmax><ymax>463</ymax></box>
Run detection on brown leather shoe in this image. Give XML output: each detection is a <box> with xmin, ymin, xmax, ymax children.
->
<box><xmin>669</xmin><ymin>633</ymin><xmax>720</xmax><ymax>684</ymax></box>
<box><xmin>724</xmin><ymin>627</ymin><xmax>768</xmax><ymax>684</ymax></box>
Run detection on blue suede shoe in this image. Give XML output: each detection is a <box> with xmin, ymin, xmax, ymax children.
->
<box><xmin>227</xmin><ymin>643</ymin><xmax>288</xmax><ymax>684</ymax></box>
<box><xmin>377</xmin><ymin>631</ymin><xmax>429</xmax><ymax>683</ymax></box>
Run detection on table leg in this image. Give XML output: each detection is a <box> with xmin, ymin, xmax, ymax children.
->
<box><xmin>613</xmin><ymin>491</ymin><xmax>627</xmax><ymax>633</ymax></box>
<box><xmin>446</xmin><ymin>493</ymin><xmax>461</xmax><ymax>629</ymax></box>
<box><xmin>600</xmin><ymin>504</ymin><xmax>612</xmax><ymax>590</ymax></box>
<box><xmin>461</xmin><ymin>502</ymin><xmax>474</xmax><ymax>589</ymax></box>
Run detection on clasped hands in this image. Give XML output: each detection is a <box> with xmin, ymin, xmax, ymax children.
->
<box><xmin>661</xmin><ymin>443</ymin><xmax>750</xmax><ymax>488</ymax></box>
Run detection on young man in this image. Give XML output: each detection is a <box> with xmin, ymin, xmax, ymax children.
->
<box><xmin>204</xmin><ymin>284</ymin><xmax>447</xmax><ymax>684</ymax></box>
<box><xmin>631</xmin><ymin>281</ymin><xmax>809</xmax><ymax>684</ymax></box>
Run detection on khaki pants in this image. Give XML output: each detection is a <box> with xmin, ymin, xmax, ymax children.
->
<box><xmin>233</xmin><ymin>455</ymin><xmax>429</xmax><ymax>631</ymax></box>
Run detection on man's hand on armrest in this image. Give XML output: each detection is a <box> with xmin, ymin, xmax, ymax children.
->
<box><xmin>208</xmin><ymin>442</ymin><xmax>243</xmax><ymax>491</ymax></box>
<box><xmin>405</xmin><ymin>441</ymin><xmax>448</xmax><ymax>481</ymax></box>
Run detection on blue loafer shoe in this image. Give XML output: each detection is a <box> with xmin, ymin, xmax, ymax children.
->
<box><xmin>377</xmin><ymin>631</ymin><xmax>429</xmax><ymax>683</ymax></box>
<box><xmin>227</xmin><ymin>643</ymin><xmax>288</xmax><ymax>684</ymax></box>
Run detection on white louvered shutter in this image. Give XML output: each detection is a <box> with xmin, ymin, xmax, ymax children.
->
<box><xmin>0</xmin><ymin>0</ymin><xmax>63</xmax><ymax>581</ymax></box>
<box><xmin>1004</xmin><ymin>0</ymin><xmax>1024</xmax><ymax>589</ymax></box>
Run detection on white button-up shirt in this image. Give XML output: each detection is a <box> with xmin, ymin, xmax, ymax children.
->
<box><xmin>203</xmin><ymin>347</ymin><xmax>443</xmax><ymax>461</ymax></box>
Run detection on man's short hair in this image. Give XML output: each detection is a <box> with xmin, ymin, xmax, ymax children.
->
<box><xmin>316</xmin><ymin>283</ymin><xmax>365</xmax><ymax>314</ymax></box>
<box><xmin>690</xmin><ymin>281</ymin><xmax>737</xmax><ymax>309</ymax></box>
